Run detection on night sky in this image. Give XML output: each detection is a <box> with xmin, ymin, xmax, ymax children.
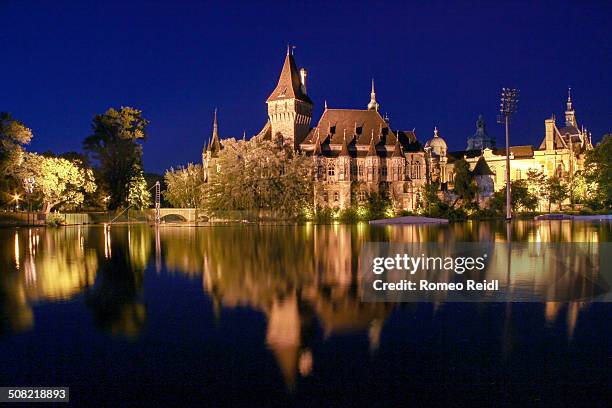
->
<box><xmin>2</xmin><ymin>1</ymin><xmax>611</xmax><ymax>173</ymax></box>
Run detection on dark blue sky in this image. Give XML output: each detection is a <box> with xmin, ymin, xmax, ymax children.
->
<box><xmin>2</xmin><ymin>1</ymin><xmax>611</xmax><ymax>173</ymax></box>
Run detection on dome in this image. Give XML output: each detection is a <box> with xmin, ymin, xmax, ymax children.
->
<box><xmin>425</xmin><ymin>127</ymin><xmax>447</xmax><ymax>156</ymax></box>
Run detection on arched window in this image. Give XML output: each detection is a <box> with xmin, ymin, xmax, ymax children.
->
<box><xmin>333</xmin><ymin>191</ymin><xmax>339</xmax><ymax>202</ymax></box>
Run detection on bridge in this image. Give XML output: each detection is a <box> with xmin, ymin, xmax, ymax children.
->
<box><xmin>148</xmin><ymin>208</ymin><xmax>201</xmax><ymax>222</ymax></box>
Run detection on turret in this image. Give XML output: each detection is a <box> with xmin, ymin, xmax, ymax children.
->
<box><xmin>266</xmin><ymin>48</ymin><xmax>313</xmax><ymax>150</ymax></box>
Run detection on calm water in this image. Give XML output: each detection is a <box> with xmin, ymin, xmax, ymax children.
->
<box><xmin>0</xmin><ymin>222</ymin><xmax>610</xmax><ymax>406</ymax></box>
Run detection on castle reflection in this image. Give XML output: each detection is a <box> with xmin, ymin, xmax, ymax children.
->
<box><xmin>0</xmin><ymin>220</ymin><xmax>609</xmax><ymax>388</ymax></box>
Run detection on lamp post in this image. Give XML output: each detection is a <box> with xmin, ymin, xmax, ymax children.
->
<box><xmin>13</xmin><ymin>194</ymin><xmax>21</xmax><ymax>212</ymax></box>
<box><xmin>497</xmin><ymin>88</ymin><xmax>519</xmax><ymax>221</ymax></box>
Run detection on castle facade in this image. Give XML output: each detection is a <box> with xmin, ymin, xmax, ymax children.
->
<box><xmin>204</xmin><ymin>50</ymin><xmax>592</xmax><ymax>211</ymax></box>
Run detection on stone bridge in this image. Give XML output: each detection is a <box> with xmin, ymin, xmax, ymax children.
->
<box><xmin>149</xmin><ymin>208</ymin><xmax>201</xmax><ymax>222</ymax></box>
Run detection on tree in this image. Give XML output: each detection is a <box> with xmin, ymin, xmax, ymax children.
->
<box><xmin>0</xmin><ymin>112</ymin><xmax>32</xmax><ymax>171</ymax></box>
<box><xmin>163</xmin><ymin>163</ymin><xmax>205</xmax><ymax>208</ymax></box>
<box><xmin>451</xmin><ymin>159</ymin><xmax>478</xmax><ymax>207</ymax></box>
<box><xmin>545</xmin><ymin>175</ymin><xmax>569</xmax><ymax>212</ymax></box>
<box><xmin>126</xmin><ymin>169</ymin><xmax>151</xmax><ymax>210</ymax></box>
<box><xmin>526</xmin><ymin>169</ymin><xmax>546</xmax><ymax>211</ymax></box>
<box><xmin>201</xmin><ymin>138</ymin><xmax>313</xmax><ymax>218</ymax></box>
<box><xmin>83</xmin><ymin>107</ymin><xmax>149</xmax><ymax>210</ymax></box>
<box><xmin>583</xmin><ymin>134</ymin><xmax>612</xmax><ymax>210</ymax></box>
<box><xmin>15</xmin><ymin>153</ymin><xmax>96</xmax><ymax>213</ymax></box>
<box><xmin>0</xmin><ymin>113</ymin><xmax>33</xmax><ymax>205</ymax></box>
<box><xmin>490</xmin><ymin>179</ymin><xmax>538</xmax><ymax>214</ymax></box>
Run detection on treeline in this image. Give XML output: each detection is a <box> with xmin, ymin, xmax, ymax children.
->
<box><xmin>0</xmin><ymin>108</ymin><xmax>153</xmax><ymax>214</ymax></box>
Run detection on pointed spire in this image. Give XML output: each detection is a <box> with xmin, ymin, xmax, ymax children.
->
<box><xmin>367</xmin><ymin>133</ymin><xmax>377</xmax><ymax>156</ymax></box>
<box><xmin>267</xmin><ymin>47</ymin><xmax>312</xmax><ymax>104</ymax></box>
<box><xmin>367</xmin><ymin>78</ymin><xmax>379</xmax><ymax>111</ymax></box>
<box><xmin>339</xmin><ymin>133</ymin><xmax>350</xmax><ymax>157</ymax></box>
<box><xmin>567</xmin><ymin>86</ymin><xmax>573</xmax><ymax>111</ymax></box>
<box><xmin>209</xmin><ymin>109</ymin><xmax>222</xmax><ymax>157</ymax></box>
<box><xmin>242</xmin><ymin>130</ymin><xmax>247</xmax><ymax>141</ymax></box>
<box><xmin>324</xmin><ymin>100</ymin><xmax>328</xmax><ymax>110</ymax></box>
<box><xmin>434</xmin><ymin>126</ymin><xmax>439</xmax><ymax>137</ymax></box>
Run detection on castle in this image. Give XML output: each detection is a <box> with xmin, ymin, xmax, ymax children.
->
<box><xmin>204</xmin><ymin>49</ymin><xmax>592</xmax><ymax>211</ymax></box>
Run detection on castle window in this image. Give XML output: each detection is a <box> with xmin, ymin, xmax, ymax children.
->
<box><xmin>333</xmin><ymin>192</ymin><xmax>339</xmax><ymax>202</ymax></box>
<box><xmin>322</xmin><ymin>192</ymin><xmax>328</xmax><ymax>202</ymax></box>
<box><xmin>381</xmin><ymin>166</ymin><xmax>388</xmax><ymax>177</ymax></box>
<box><xmin>358</xmin><ymin>165</ymin><xmax>364</xmax><ymax>177</ymax></box>
<box><xmin>358</xmin><ymin>191</ymin><xmax>366</xmax><ymax>201</ymax></box>
<box><xmin>328</xmin><ymin>166</ymin><xmax>335</xmax><ymax>176</ymax></box>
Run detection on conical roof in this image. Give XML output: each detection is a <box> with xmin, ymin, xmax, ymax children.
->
<box><xmin>267</xmin><ymin>50</ymin><xmax>312</xmax><ymax>104</ymax></box>
<box><xmin>472</xmin><ymin>156</ymin><xmax>494</xmax><ymax>176</ymax></box>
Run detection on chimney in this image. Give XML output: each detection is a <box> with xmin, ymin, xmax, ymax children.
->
<box><xmin>299</xmin><ymin>68</ymin><xmax>307</xmax><ymax>94</ymax></box>
<box><xmin>544</xmin><ymin>117</ymin><xmax>555</xmax><ymax>151</ymax></box>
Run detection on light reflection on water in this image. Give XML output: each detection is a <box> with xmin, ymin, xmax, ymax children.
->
<box><xmin>0</xmin><ymin>220</ymin><xmax>610</xmax><ymax>402</ymax></box>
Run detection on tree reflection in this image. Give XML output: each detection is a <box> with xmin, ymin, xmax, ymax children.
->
<box><xmin>0</xmin><ymin>227</ymin><xmax>98</xmax><ymax>335</ymax></box>
<box><xmin>86</xmin><ymin>225</ymin><xmax>148</xmax><ymax>338</ymax></box>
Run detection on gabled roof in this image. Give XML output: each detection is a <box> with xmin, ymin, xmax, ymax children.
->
<box><xmin>493</xmin><ymin>145</ymin><xmax>535</xmax><ymax>158</ymax></box>
<box><xmin>472</xmin><ymin>156</ymin><xmax>494</xmax><ymax>176</ymax></box>
<box><xmin>267</xmin><ymin>52</ymin><xmax>312</xmax><ymax>104</ymax></box>
<box><xmin>303</xmin><ymin>108</ymin><xmax>411</xmax><ymax>147</ymax></box>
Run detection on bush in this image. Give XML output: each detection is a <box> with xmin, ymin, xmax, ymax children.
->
<box><xmin>338</xmin><ymin>207</ymin><xmax>359</xmax><ymax>223</ymax></box>
<box><xmin>314</xmin><ymin>207</ymin><xmax>334</xmax><ymax>223</ymax></box>
<box><xmin>46</xmin><ymin>213</ymin><xmax>65</xmax><ymax>227</ymax></box>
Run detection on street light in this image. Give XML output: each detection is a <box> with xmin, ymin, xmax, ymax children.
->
<box><xmin>13</xmin><ymin>194</ymin><xmax>21</xmax><ymax>212</ymax></box>
<box><xmin>497</xmin><ymin>88</ymin><xmax>519</xmax><ymax>221</ymax></box>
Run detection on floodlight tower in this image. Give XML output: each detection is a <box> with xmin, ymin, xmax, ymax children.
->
<box><xmin>497</xmin><ymin>88</ymin><xmax>519</xmax><ymax>221</ymax></box>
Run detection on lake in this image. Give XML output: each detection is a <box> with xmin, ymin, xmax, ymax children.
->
<box><xmin>0</xmin><ymin>221</ymin><xmax>610</xmax><ymax>406</ymax></box>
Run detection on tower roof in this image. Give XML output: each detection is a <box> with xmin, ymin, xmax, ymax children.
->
<box><xmin>208</xmin><ymin>109</ymin><xmax>222</xmax><ymax>157</ymax></box>
<box><xmin>472</xmin><ymin>156</ymin><xmax>494</xmax><ymax>176</ymax></box>
<box><xmin>267</xmin><ymin>49</ymin><xmax>312</xmax><ymax>104</ymax></box>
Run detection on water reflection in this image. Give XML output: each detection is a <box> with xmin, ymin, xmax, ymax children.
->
<box><xmin>0</xmin><ymin>220</ymin><xmax>609</xmax><ymax>389</ymax></box>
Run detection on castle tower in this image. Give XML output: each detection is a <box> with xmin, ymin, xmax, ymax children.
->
<box><xmin>203</xmin><ymin>109</ymin><xmax>222</xmax><ymax>181</ymax></box>
<box><xmin>266</xmin><ymin>47</ymin><xmax>313</xmax><ymax>150</ymax></box>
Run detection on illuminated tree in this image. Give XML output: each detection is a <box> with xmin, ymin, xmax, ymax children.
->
<box><xmin>16</xmin><ymin>153</ymin><xmax>97</xmax><ymax>213</ymax></box>
<box><xmin>545</xmin><ymin>175</ymin><xmax>569</xmax><ymax>212</ymax></box>
<box><xmin>0</xmin><ymin>113</ymin><xmax>33</xmax><ymax>204</ymax></box>
<box><xmin>583</xmin><ymin>134</ymin><xmax>612</xmax><ymax>209</ymax></box>
<box><xmin>126</xmin><ymin>169</ymin><xmax>151</xmax><ymax>210</ymax></box>
<box><xmin>163</xmin><ymin>163</ymin><xmax>205</xmax><ymax>208</ymax></box>
<box><xmin>202</xmin><ymin>138</ymin><xmax>313</xmax><ymax>218</ymax></box>
<box><xmin>83</xmin><ymin>107</ymin><xmax>149</xmax><ymax>210</ymax></box>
